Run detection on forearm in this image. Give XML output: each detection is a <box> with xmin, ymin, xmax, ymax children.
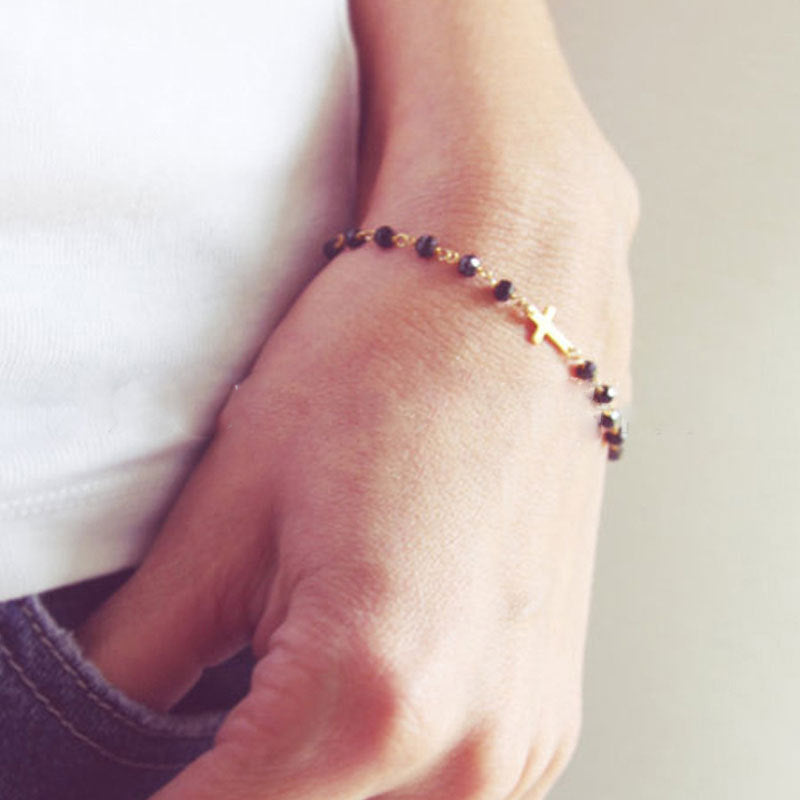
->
<box><xmin>348</xmin><ymin>0</ymin><xmax>636</xmax><ymax>380</ymax></box>
<box><xmin>350</xmin><ymin>0</ymin><xmax>608</xmax><ymax>225</ymax></box>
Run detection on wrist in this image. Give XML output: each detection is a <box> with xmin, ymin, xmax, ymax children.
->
<box><xmin>344</xmin><ymin>202</ymin><xmax>632</xmax><ymax>388</ymax></box>
<box><xmin>311</xmin><ymin>215</ymin><xmax>633</xmax><ymax>463</ymax></box>
<box><xmin>314</xmin><ymin>222</ymin><xmax>623</xmax><ymax>408</ymax></box>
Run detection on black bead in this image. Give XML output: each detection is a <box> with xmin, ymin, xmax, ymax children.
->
<box><xmin>494</xmin><ymin>279</ymin><xmax>513</xmax><ymax>301</ymax></box>
<box><xmin>604</xmin><ymin>427</ymin><xmax>627</xmax><ymax>446</ymax></box>
<box><xmin>458</xmin><ymin>254</ymin><xmax>481</xmax><ymax>277</ymax></box>
<box><xmin>415</xmin><ymin>234</ymin><xmax>438</xmax><ymax>258</ymax></box>
<box><xmin>374</xmin><ymin>225</ymin><xmax>396</xmax><ymax>248</ymax></box>
<box><xmin>345</xmin><ymin>228</ymin><xmax>366</xmax><ymax>248</ymax></box>
<box><xmin>607</xmin><ymin>445</ymin><xmax>624</xmax><ymax>462</ymax></box>
<box><xmin>573</xmin><ymin>360</ymin><xmax>597</xmax><ymax>381</ymax></box>
<box><xmin>323</xmin><ymin>235</ymin><xmax>345</xmax><ymax>260</ymax></box>
<box><xmin>593</xmin><ymin>385</ymin><xmax>617</xmax><ymax>404</ymax></box>
<box><xmin>599</xmin><ymin>410</ymin><xmax>621</xmax><ymax>429</ymax></box>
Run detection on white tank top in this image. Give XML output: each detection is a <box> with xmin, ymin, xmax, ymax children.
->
<box><xmin>0</xmin><ymin>0</ymin><xmax>359</xmax><ymax>601</ymax></box>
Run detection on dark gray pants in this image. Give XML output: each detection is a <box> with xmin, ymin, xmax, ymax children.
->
<box><xmin>0</xmin><ymin>571</ymin><xmax>253</xmax><ymax>800</ymax></box>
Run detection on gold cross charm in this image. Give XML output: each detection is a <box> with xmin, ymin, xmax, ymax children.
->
<box><xmin>527</xmin><ymin>304</ymin><xmax>575</xmax><ymax>356</ymax></box>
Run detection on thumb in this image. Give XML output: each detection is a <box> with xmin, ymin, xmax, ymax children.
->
<box><xmin>74</xmin><ymin>435</ymin><xmax>276</xmax><ymax>712</ymax></box>
<box><xmin>149</xmin><ymin>603</ymin><xmax>399</xmax><ymax>800</ymax></box>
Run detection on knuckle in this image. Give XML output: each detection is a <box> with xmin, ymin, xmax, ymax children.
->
<box><xmin>543</xmin><ymin>731</ymin><xmax>581</xmax><ymax>790</ymax></box>
<box><xmin>484</xmin><ymin>697</ymin><xmax>584</xmax><ymax>800</ymax></box>
<box><xmin>334</xmin><ymin>646</ymin><xmax>469</xmax><ymax>772</ymax></box>
<box><xmin>515</xmin><ymin>716</ymin><xmax>584</xmax><ymax>798</ymax></box>
<box><xmin>319</xmin><ymin>644</ymin><xmax>440</xmax><ymax>768</ymax></box>
<box><xmin>442</xmin><ymin>739</ymin><xmax>500</xmax><ymax>799</ymax></box>
<box><xmin>532</xmin><ymin>737</ymin><xmax>582</xmax><ymax>798</ymax></box>
<box><xmin>355</xmin><ymin>671</ymin><xmax>441</xmax><ymax>766</ymax></box>
<box><xmin>337</xmin><ymin>663</ymin><xmax>407</xmax><ymax>757</ymax></box>
<box><xmin>462</xmin><ymin>734</ymin><xmax>529</xmax><ymax>800</ymax></box>
<box><xmin>550</xmin><ymin>693</ymin><xmax>584</xmax><ymax>769</ymax></box>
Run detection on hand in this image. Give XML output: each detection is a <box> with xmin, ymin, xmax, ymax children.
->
<box><xmin>75</xmin><ymin>177</ymin><xmax>634</xmax><ymax>800</ymax></box>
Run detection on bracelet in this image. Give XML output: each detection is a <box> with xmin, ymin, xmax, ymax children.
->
<box><xmin>322</xmin><ymin>225</ymin><xmax>627</xmax><ymax>461</ymax></box>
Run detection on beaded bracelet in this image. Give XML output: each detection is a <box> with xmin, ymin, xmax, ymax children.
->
<box><xmin>323</xmin><ymin>225</ymin><xmax>627</xmax><ymax>461</ymax></box>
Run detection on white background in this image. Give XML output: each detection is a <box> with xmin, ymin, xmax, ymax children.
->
<box><xmin>549</xmin><ymin>1</ymin><xmax>800</xmax><ymax>798</ymax></box>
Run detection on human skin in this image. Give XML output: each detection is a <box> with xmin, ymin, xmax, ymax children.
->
<box><xmin>75</xmin><ymin>1</ymin><xmax>638</xmax><ymax>798</ymax></box>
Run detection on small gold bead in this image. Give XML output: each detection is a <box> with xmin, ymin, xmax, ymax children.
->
<box><xmin>393</xmin><ymin>232</ymin><xmax>411</xmax><ymax>247</ymax></box>
<box><xmin>566</xmin><ymin>346</ymin><xmax>583</xmax><ymax>363</ymax></box>
<box><xmin>437</xmin><ymin>247</ymin><xmax>459</xmax><ymax>264</ymax></box>
<box><xmin>513</xmin><ymin>295</ymin><xmax>531</xmax><ymax>314</ymax></box>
